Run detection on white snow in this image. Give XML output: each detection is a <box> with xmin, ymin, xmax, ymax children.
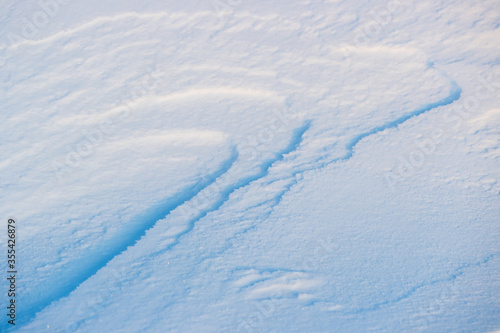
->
<box><xmin>0</xmin><ymin>0</ymin><xmax>499</xmax><ymax>332</ymax></box>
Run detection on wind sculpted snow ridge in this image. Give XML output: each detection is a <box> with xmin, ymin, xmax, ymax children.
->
<box><xmin>13</xmin><ymin>147</ymin><xmax>238</xmax><ymax>330</ymax></box>
<box><xmin>341</xmin><ymin>77</ymin><xmax>462</xmax><ymax>162</ymax></box>
<box><xmin>189</xmin><ymin>71</ymin><xmax>463</xmax><ymax>266</ymax></box>
<box><xmin>249</xmin><ymin>75</ymin><xmax>474</xmax><ymax>310</ymax></box>
<box><xmin>15</xmin><ymin>122</ymin><xmax>311</xmax><ymax>331</ymax></box>
<box><xmin>147</xmin><ymin>121</ymin><xmax>312</xmax><ymax>259</ymax></box>
<box><xmin>190</xmin><ymin>73</ymin><xmax>466</xmax><ymax>307</ymax></box>
<box><xmin>207</xmin><ymin>75</ymin><xmax>489</xmax><ymax>314</ymax></box>
<box><xmin>271</xmin><ymin>73</ymin><xmax>462</xmax><ymax>208</ymax></box>
<box><xmin>12</xmin><ymin>65</ymin><xmax>464</xmax><ymax>330</ymax></box>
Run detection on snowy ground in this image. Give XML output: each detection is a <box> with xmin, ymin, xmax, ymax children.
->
<box><xmin>0</xmin><ymin>0</ymin><xmax>499</xmax><ymax>332</ymax></box>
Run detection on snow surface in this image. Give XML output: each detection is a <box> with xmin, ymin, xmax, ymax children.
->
<box><xmin>0</xmin><ymin>0</ymin><xmax>499</xmax><ymax>332</ymax></box>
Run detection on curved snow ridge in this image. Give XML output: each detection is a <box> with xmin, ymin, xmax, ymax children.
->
<box><xmin>348</xmin><ymin>252</ymin><xmax>500</xmax><ymax>314</ymax></box>
<box><xmin>15</xmin><ymin>122</ymin><xmax>310</xmax><ymax>330</ymax></box>
<box><xmin>340</xmin><ymin>76</ymin><xmax>462</xmax><ymax>162</ymax></box>
<box><xmin>268</xmin><ymin>73</ymin><xmax>462</xmax><ymax>209</ymax></box>
<box><xmin>146</xmin><ymin>121</ymin><xmax>312</xmax><ymax>259</ymax></box>
<box><xmin>13</xmin><ymin>147</ymin><xmax>238</xmax><ymax>330</ymax></box>
<box><xmin>57</xmin><ymin>87</ymin><xmax>283</xmax><ymax>126</ymax></box>
<box><xmin>192</xmin><ymin>72</ymin><xmax>465</xmax><ymax>289</ymax></box>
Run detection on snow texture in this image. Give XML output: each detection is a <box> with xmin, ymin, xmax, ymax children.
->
<box><xmin>0</xmin><ymin>0</ymin><xmax>499</xmax><ymax>332</ymax></box>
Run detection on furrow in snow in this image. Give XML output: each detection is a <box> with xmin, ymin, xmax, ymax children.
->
<box><xmin>14</xmin><ymin>147</ymin><xmax>238</xmax><ymax>330</ymax></box>
<box><xmin>191</xmin><ymin>72</ymin><xmax>465</xmax><ymax>304</ymax></box>
<box><xmin>19</xmin><ymin>121</ymin><xmax>311</xmax><ymax>329</ymax></box>
<box><xmin>271</xmin><ymin>73</ymin><xmax>462</xmax><ymax>208</ymax></box>
<box><xmin>146</xmin><ymin>121</ymin><xmax>311</xmax><ymax>258</ymax></box>
<box><xmin>347</xmin><ymin>252</ymin><xmax>500</xmax><ymax>314</ymax></box>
